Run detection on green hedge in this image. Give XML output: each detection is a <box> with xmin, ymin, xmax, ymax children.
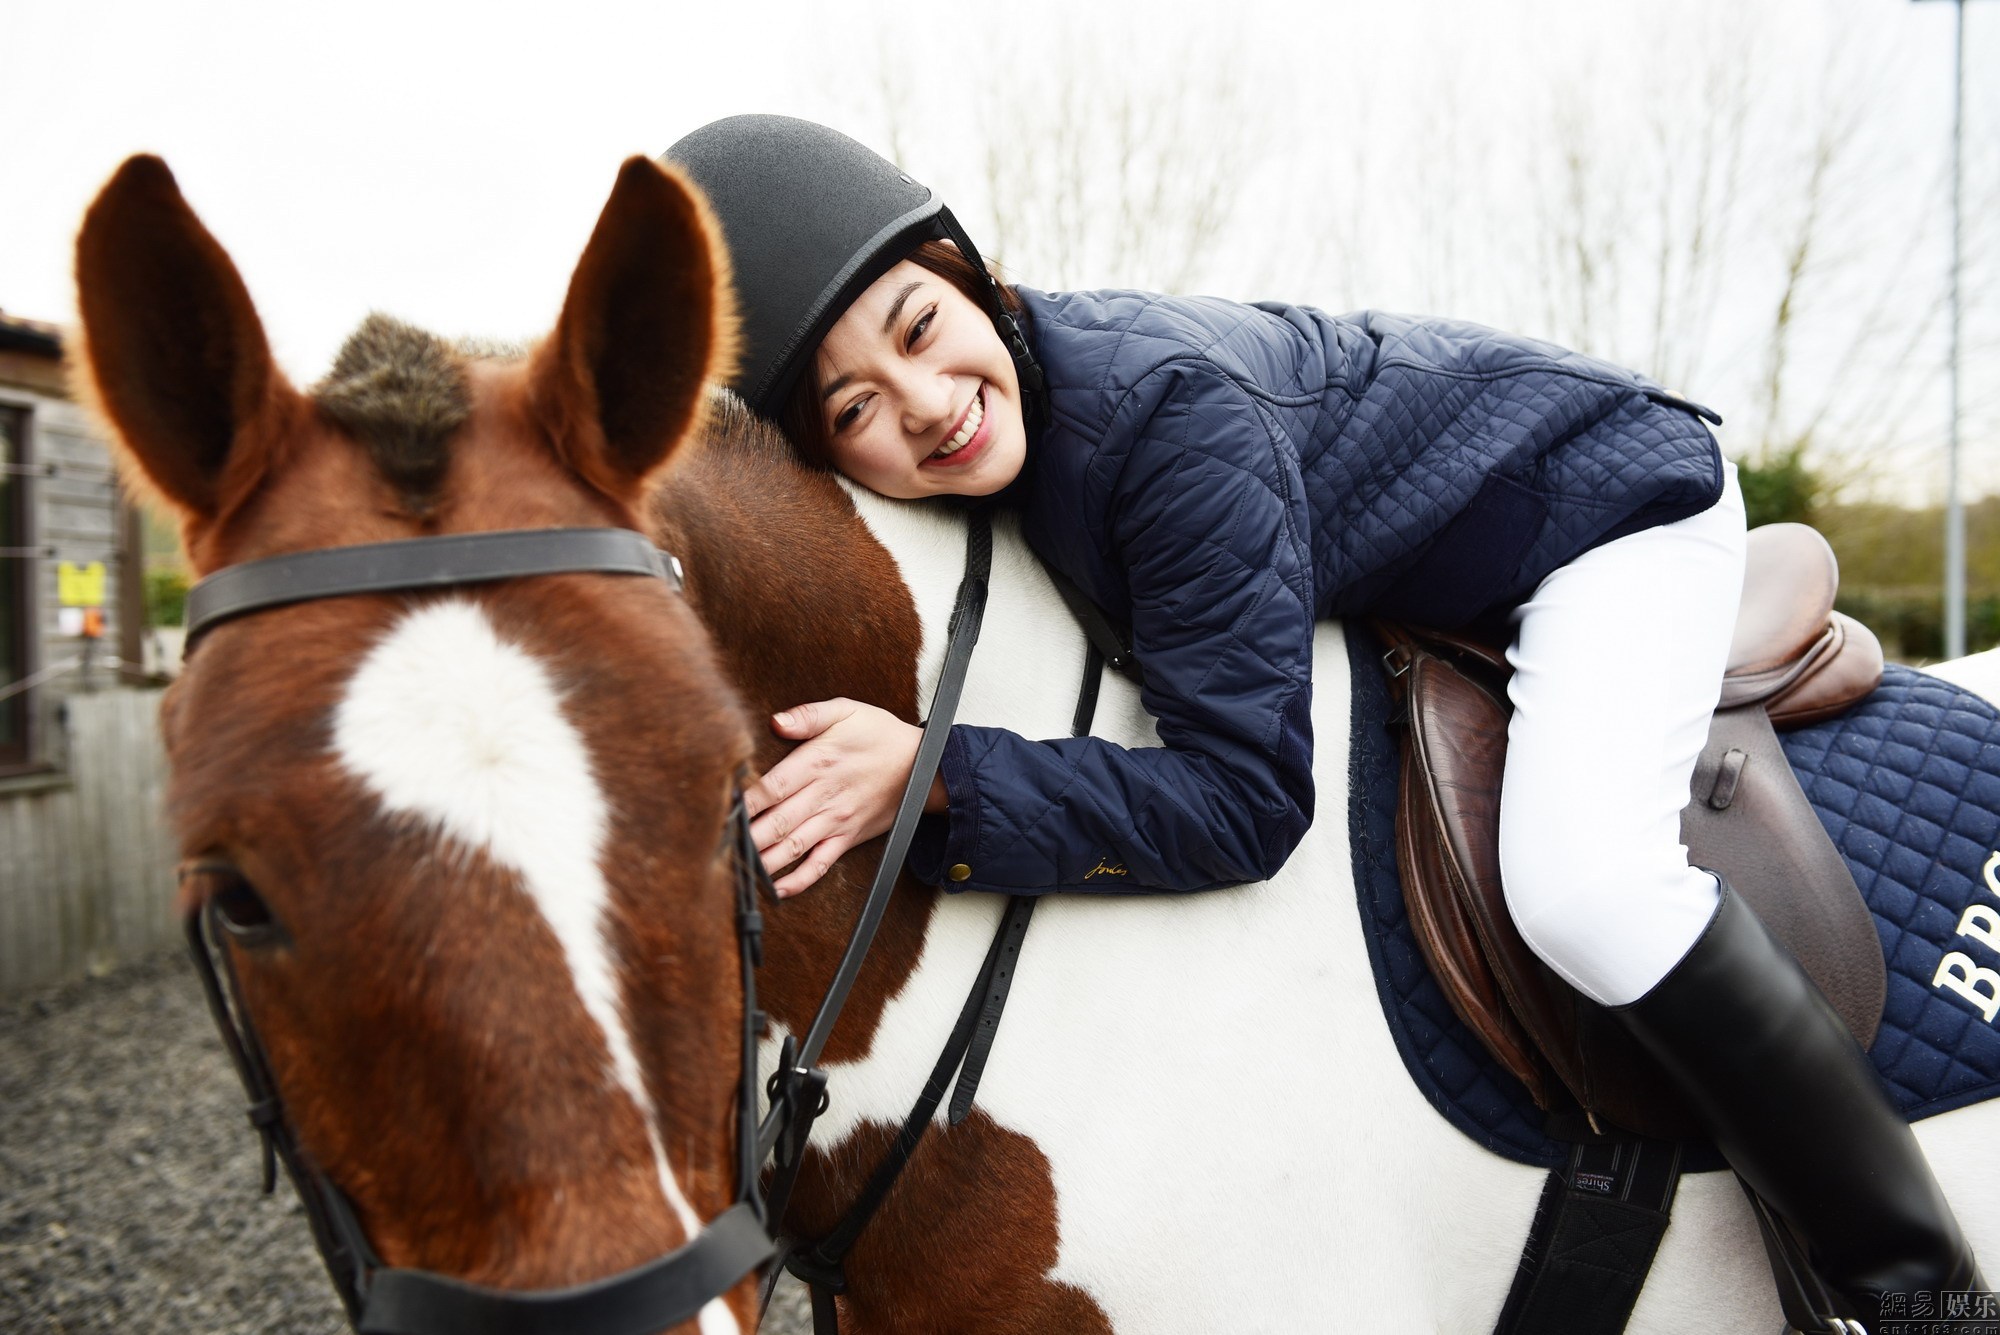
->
<box><xmin>145</xmin><ymin>568</ymin><xmax>189</xmax><ymax>628</ymax></box>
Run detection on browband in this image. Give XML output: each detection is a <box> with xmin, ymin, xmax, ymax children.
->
<box><xmin>184</xmin><ymin>528</ymin><xmax>683</xmax><ymax>643</ymax></box>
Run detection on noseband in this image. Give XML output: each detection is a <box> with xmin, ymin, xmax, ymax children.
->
<box><xmin>180</xmin><ymin>520</ymin><xmax>994</xmax><ymax>1335</ymax></box>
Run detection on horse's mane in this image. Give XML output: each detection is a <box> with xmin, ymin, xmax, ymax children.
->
<box><xmin>312</xmin><ymin>312</ymin><xmax>473</xmax><ymax>509</ymax></box>
<box><xmin>665</xmin><ymin>387</ymin><xmax>850</xmax><ymax>523</ymax></box>
<box><xmin>306</xmin><ymin>312</ymin><xmax>807</xmax><ymax>523</ymax></box>
<box><xmin>693</xmin><ymin>387</ymin><xmax>814</xmax><ymax>472</ymax></box>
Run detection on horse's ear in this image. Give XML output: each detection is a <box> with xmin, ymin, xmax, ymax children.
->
<box><xmin>530</xmin><ymin>157</ymin><xmax>737</xmax><ymax>499</ymax></box>
<box><xmin>73</xmin><ymin>155</ymin><xmax>287</xmax><ymax>522</ymax></box>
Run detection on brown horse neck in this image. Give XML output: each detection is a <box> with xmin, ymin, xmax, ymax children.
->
<box><xmin>648</xmin><ymin>400</ymin><xmax>939</xmax><ymax>1063</ymax></box>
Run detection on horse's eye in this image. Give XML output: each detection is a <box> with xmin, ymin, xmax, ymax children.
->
<box><xmin>189</xmin><ymin>864</ymin><xmax>287</xmax><ymax>947</ymax></box>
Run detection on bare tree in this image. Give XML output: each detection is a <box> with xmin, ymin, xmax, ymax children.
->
<box><xmin>824</xmin><ymin>11</ymin><xmax>1274</xmax><ymax>297</ymax></box>
<box><xmin>812</xmin><ymin>0</ymin><xmax>1988</xmax><ymax>505</ymax></box>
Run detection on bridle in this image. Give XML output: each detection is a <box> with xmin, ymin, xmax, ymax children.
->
<box><xmin>179</xmin><ymin>518</ymin><xmax>995</xmax><ymax>1335</ymax></box>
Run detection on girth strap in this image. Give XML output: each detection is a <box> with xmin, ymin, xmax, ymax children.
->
<box><xmin>1492</xmin><ymin>1139</ymin><xmax>1683</xmax><ymax>1335</ymax></box>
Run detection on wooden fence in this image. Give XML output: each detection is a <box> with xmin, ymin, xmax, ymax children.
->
<box><xmin>1</xmin><ymin>686</ymin><xmax>175</xmax><ymax>992</ymax></box>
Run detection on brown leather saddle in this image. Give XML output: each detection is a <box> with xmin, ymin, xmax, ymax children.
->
<box><xmin>1375</xmin><ymin>522</ymin><xmax>1890</xmax><ymax>1142</ymax></box>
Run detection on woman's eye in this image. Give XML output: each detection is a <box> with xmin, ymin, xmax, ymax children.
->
<box><xmin>906</xmin><ymin>307</ymin><xmax>936</xmax><ymax>349</ymax></box>
<box><xmin>833</xmin><ymin>396</ymin><xmax>868</xmax><ymax>433</ymax></box>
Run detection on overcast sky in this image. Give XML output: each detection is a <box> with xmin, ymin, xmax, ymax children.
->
<box><xmin>3</xmin><ymin>0</ymin><xmax>1993</xmax><ymax>500</ymax></box>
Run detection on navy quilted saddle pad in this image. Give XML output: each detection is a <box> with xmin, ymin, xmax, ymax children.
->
<box><xmin>1345</xmin><ymin>622</ymin><xmax>2000</xmax><ymax>1170</ymax></box>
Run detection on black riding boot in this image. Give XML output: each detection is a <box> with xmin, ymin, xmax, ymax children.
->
<box><xmin>1611</xmin><ymin>881</ymin><xmax>1984</xmax><ymax>1323</ymax></box>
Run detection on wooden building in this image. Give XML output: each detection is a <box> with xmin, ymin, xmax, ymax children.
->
<box><xmin>0</xmin><ymin>309</ymin><xmax>175</xmax><ymax>991</ymax></box>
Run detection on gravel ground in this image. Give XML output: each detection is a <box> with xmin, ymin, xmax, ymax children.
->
<box><xmin>0</xmin><ymin>950</ymin><xmax>810</xmax><ymax>1334</ymax></box>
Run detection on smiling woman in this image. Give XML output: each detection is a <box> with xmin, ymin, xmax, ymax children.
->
<box><xmin>663</xmin><ymin>110</ymin><xmax>1988</xmax><ymax>1313</ymax></box>
<box><xmin>778</xmin><ymin>241</ymin><xmax>1028</xmax><ymax>500</ymax></box>
<box><xmin>809</xmin><ymin>259</ymin><xmax>1023</xmax><ymax>497</ymax></box>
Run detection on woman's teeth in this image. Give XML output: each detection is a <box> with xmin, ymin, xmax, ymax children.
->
<box><xmin>932</xmin><ymin>389</ymin><xmax>984</xmax><ymax>458</ymax></box>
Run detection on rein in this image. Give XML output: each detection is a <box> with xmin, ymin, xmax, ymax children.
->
<box><xmin>180</xmin><ymin>516</ymin><xmax>998</xmax><ymax>1335</ymax></box>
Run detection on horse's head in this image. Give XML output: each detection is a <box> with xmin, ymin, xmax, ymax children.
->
<box><xmin>75</xmin><ymin>154</ymin><xmax>764</xmax><ymax>1331</ymax></box>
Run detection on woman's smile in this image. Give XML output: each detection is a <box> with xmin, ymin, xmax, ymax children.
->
<box><xmin>925</xmin><ymin>382</ymin><xmax>991</xmax><ymax>467</ymax></box>
<box><xmin>814</xmin><ymin>259</ymin><xmax>1026</xmax><ymax>499</ymax></box>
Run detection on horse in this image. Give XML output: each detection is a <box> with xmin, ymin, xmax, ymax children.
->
<box><xmin>74</xmin><ymin>152</ymin><xmax>2000</xmax><ymax>1335</ymax></box>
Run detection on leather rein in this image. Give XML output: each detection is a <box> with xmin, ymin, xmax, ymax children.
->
<box><xmin>179</xmin><ymin>517</ymin><xmax>998</xmax><ymax>1335</ymax></box>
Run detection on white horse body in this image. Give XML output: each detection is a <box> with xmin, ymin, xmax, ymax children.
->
<box><xmin>776</xmin><ymin>493</ymin><xmax>2000</xmax><ymax>1332</ymax></box>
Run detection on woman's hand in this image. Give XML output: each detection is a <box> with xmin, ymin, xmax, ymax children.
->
<box><xmin>745</xmin><ymin>698</ymin><xmax>947</xmax><ymax>897</ymax></box>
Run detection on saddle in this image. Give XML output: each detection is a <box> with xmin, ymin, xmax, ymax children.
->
<box><xmin>1376</xmin><ymin>523</ymin><xmax>1889</xmax><ymax>1142</ymax></box>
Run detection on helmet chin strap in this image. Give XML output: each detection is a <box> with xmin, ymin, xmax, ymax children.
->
<box><xmin>934</xmin><ymin>206</ymin><xmax>1050</xmax><ymax>439</ymax></box>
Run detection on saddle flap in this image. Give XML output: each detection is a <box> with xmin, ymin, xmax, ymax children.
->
<box><xmin>1382</xmin><ymin>623</ymin><xmax>1886</xmax><ymax>1144</ymax></box>
<box><xmin>1395</xmin><ymin>653</ymin><xmax>1555</xmax><ymax>1106</ymax></box>
<box><xmin>1394</xmin><ymin>643</ymin><xmax>1701</xmax><ymax>1139</ymax></box>
<box><xmin>1681</xmin><ymin>706</ymin><xmax>1886</xmax><ymax>1049</ymax></box>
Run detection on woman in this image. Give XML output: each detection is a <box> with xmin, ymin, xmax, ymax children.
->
<box><xmin>665</xmin><ymin>114</ymin><xmax>1980</xmax><ymax>1315</ymax></box>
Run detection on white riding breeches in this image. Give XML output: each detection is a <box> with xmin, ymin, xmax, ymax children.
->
<box><xmin>1496</xmin><ymin>458</ymin><xmax>1748</xmax><ymax>1007</ymax></box>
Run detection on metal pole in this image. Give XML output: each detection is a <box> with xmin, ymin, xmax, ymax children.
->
<box><xmin>1946</xmin><ymin>0</ymin><xmax>1967</xmax><ymax>659</ymax></box>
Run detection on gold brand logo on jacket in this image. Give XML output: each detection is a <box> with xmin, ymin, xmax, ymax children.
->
<box><xmin>1085</xmin><ymin>858</ymin><xmax>1128</xmax><ymax>880</ymax></box>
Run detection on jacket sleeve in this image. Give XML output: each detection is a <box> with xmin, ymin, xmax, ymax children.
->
<box><xmin>906</xmin><ymin>359</ymin><xmax>1317</xmax><ymax>893</ymax></box>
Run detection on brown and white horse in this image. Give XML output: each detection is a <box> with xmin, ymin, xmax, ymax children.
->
<box><xmin>76</xmin><ymin>155</ymin><xmax>2000</xmax><ymax>1334</ymax></box>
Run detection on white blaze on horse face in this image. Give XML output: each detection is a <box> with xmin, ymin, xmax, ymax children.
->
<box><xmin>332</xmin><ymin>599</ymin><xmax>739</xmax><ymax>1335</ymax></box>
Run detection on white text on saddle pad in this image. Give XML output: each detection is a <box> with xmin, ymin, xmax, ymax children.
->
<box><xmin>1933</xmin><ymin>851</ymin><xmax>2000</xmax><ymax>1023</ymax></box>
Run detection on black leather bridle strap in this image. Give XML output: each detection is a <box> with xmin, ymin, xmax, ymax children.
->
<box><xmin>186</xmin><ymin>897</ymin><xmax>376</xmax><ymax>1325</ymax></box>
<box><xmin>947</xmin><ymin>882</ymin><xmax>1041</xmax><ymax>1127</ymax></box>
<box><xmin>758</xmin><ymin>512</ymin><xmax>994</xmax><ymax>1182</ymax></box>
<box><xmin>784</xmin><ymin>897</ymin><xmax>1028</xmax><ymax>1304</ymax></box>
<box><xmin>358</xmin><ymin>1202</ymin><xmax>773</xmax><ymax>1335</ymax></box>
<box><xmin>1044</xmin><ymin>565</ymin><xmax>1139</xmax><ymax>685</ymax></box>
<box><xmin>950</xmin><ymin>639</ymin><xmax>1106</xmax><ymax>1125</ymax></box>
<box><xmin>794</xmin><ymin>512</ymin><xmax>992</xmax><ymax>1074</ymax></box>
<box><xmin>184</xmin><ymin>528</ymin><xmax>681</xmax><ymax>643</ymax></box>
<box><xmin>784</xmin><ymin>628</ymin><xmax>1110</xmax><ymax>1333</ymax></box>
<box><xmin>189</xmin><ymin>809</ymin><xmax>780</xmax><ymax>1335</ymax></box>
<box><xmin>185</xmin><ymin>510</ymin><xmax>1013</xmax><ymax>1335</ymax></box>
<box><xmin>180</xmin><ymin>534</ymin><xmax>784</xmax><ymax>1335</ymax></box>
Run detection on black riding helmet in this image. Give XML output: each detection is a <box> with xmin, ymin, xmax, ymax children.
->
<box><xmin>662</xmin><ymin>114</ymin><xmax>1046</xmax><ymax>433</ymax></box>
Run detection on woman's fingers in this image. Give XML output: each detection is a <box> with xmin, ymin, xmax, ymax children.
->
<box><xmin>744</xmin><ymin>699</ymin><xmax>851</xmax><ymax>819</ymax></box>
<box><xmin>749</xmin><ymin>748</ymin><xmax>847</xmax><ymax>851</ymax></box>
<box><xmin>772</xmin><ymin>697</ymin><xmax>856</xmax><ymax>740</ymax></box>
<box><xmin>741</xmin><ymin>770</ymin><xmax>780</xmax><ymax>821</ymax></box>
<box><xmin>743</xmin><ymin>699</ymin><xmax>924</xmax><ymax>897</ymax></box>
<box><xmin>747</xmin><ymin>777</ymin><xmax>804</xmax><ymax>849</ymax></box>
<box><xmin>772</xmin><ymin>833</ymin><xmax>854</xmax><ymax>898</ymax></box>
<box><xmin>757</xmin><ymin>804</ymin><xmax>842</xmax><ymax>877</ymax></box>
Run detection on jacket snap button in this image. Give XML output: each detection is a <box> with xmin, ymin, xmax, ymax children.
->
<box><xmin>948</xmin><ymin>863</ymin><xmax>973</xmax><ymax>882</ymax></box>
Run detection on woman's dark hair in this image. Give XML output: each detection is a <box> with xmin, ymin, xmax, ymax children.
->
<box><xmin>779</xmin><ymin>239</ymin><xmax>1022</xmax><ymax>470</ymax></box>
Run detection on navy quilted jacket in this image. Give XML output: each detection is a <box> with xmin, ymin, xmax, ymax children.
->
<box><xmin>907</xmin><ymin>286</ymin><xmax>1724</xmax><ymax>895</ymax></box>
